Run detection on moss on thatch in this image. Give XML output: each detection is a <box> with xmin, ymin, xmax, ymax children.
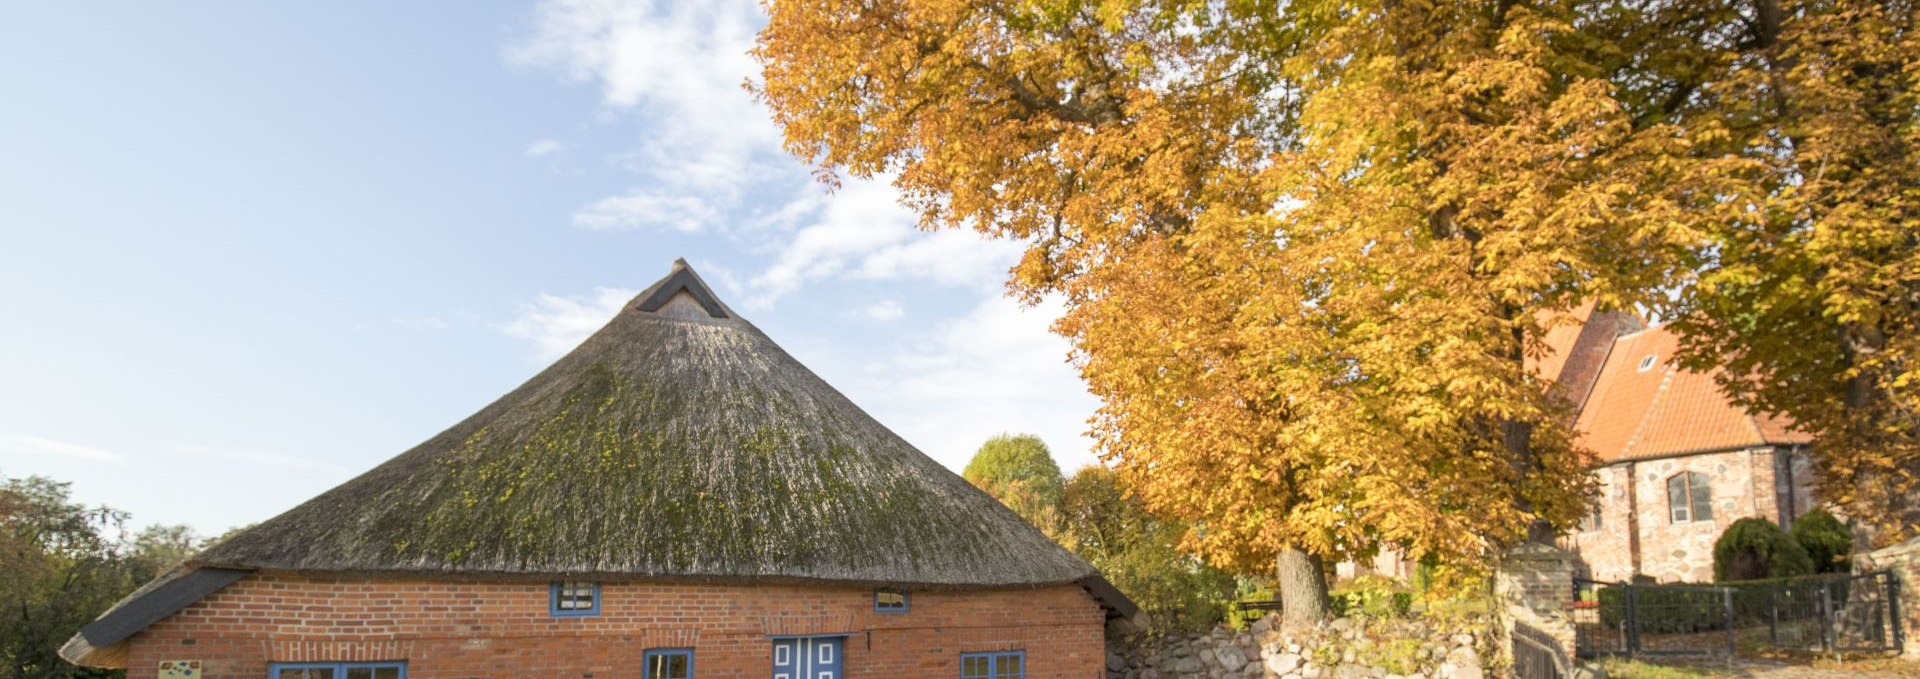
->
<box><xmin>192</xmin><ymin>262</ymin><xmax>1094</xmax><ymax>587</ymax></box>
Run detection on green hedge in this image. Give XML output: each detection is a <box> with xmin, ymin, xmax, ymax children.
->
<box><xmin>1595</xmin><ymin>574</ymin><xmax>1858</xmax><ymax>634</ymax></box>
<box><xmin>1596</xmin><ymin>586</ymin><xmax>1731</xmax><ymax>634</ymax></box>
<box><xmin>1723</xmin><ymin>574</ymin><xmax>1852</xmax><ymax>626</ymax></box>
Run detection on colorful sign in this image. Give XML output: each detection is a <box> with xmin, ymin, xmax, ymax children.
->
<box><xmin>158</xmin><ymin>660</ymin><xmax>202</xmax><ymax>679</ymax></box>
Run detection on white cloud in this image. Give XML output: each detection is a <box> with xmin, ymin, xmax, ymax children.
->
<box><xmin>168</xmin><ymin>445</ymin><xmax>352</xmax><ymax>475</ymax></box>
<box><xmin>845</xmin><ymin>228</ymin><xmax>1021</xmax><ymax>289</ymax></box>
<box><xmin>499</xmin><ymin>287</ymin><xmax>638</xmax><ymax>360</ymax></box>
<box><xmin>746</xmin><ymin>178</ymin><xmax>1020</xmax><ymax>306</ymax></box>
<box><xmin>0</xmin><ymin>433</ymin><xmax>126</xmax><ymax>463</ymax></box>
<box><xmin>513</xmin><ymin>0</ymin><xmax>780</xmax><ymax>231</ymax></box>
<box><xmin>855</xmin><ymin>295</ymin><xmax>1100</xmax><ymax>473</ymax></box>
<box><xmin>515</xmin><ymin>1</ymin><xmax>1019</xmax><ymax>308</ymax></box>
<box><xmin>524</xmin><ymin>138</ymin><xmax>566</xmax><ymax>158</ymax></box>
<box><xmin>573</xmin><ymin>190</ymin><xmax>720</xmax><ymax>233</ymax></box>
<box><xmin>509</xmin><ymin>0</ymin><xmax>1099</xmax><ymax>477</ymax></box>
<box><xmin>855</xmin><ymin>300</ymin><xmax>905</xmax><ymax>322</ymax></box>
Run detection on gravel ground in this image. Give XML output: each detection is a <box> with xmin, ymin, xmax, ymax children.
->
<box><xmin>1655</xmin><ymin>656</ymin><xmax>1919</xmax><ymax>678</ymax></box>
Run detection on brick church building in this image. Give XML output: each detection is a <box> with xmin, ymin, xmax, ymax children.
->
<box><xmin>1543</xmin><ymin>306</ymin><xmax>1819</xmax><ymax>583</ymax></box>
<box><xmin>1339</xmin><ymin>304</ymin><xmax>1822</xmax><ymax>585</ymax></box>
<box><xmin>63</xmin><ymin>260</ymin><xmax>1136</xmax><ymax>679</ymax></box>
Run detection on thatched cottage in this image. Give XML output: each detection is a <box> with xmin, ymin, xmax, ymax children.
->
<box><xmin>63</xmin><ymin>260</ymin><xmax>1136</xmax><ymax>679</ymax></box>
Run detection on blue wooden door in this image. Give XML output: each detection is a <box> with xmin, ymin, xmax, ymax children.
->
<box><xmin>772</xmin><ymin>636</ymin><xmax>843</xmax><ymax>679</ymax></box>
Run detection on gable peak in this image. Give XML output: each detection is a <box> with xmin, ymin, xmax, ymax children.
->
<box><xmin>636</xmin><ymin>258</ymin><xmax>728</xmax><ymax>319</ymax></box>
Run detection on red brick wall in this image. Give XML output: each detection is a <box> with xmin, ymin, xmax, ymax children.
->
<box><xmin>123</xmin><ymin>574</ymin><xmax>1106</xmax><ymax>679</ymax></box>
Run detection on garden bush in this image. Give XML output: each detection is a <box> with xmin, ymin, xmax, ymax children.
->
<box><xmin>1596</xmin><ymin>585</ymin><xmax>1732</xmax><ymax>634</ymax></box>
<box><xmin>1713</xmin><ymin>517</ymin><xmax>1813</xmax><ymax>582</ymax></box>
<box><xmin>1789</xmin><ymin>509</ymin><xmax>1851</xmax><ymax>574</ymax></box>
<box><xmin>1330</xmin><ymin>575</ymin><xmax>1414</xmax><ymax>618</ymax></box>
<box><xmin>1720</xmin><ymin>573</ymin><xmax>1852</xmax><ymax>627</ymax></box>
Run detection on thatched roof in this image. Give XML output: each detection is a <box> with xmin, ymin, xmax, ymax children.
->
<box><xmin>65</xmin><ymin>260</ymin><xmax>1135</xmax><ymax>668</ymax></box>
<box><xmin>195</xmin><ymin>260</ymin><xmax>1095</xmax><ymax>585</ymax></box>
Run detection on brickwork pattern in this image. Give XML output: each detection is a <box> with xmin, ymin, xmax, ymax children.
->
<box><xmin>1857</xmin><ymin>537</ymin><xmax>1920</xmax><ymax>659</ymax></box>
<box><xmin>1495</xmin><ymin>544</ymin><xmax>1575</xmax><ymax>665</ymax></box>
<box><xmin>123</xmin><ymin>574</ymin><xmax>1106</xmax><ymax>679</ymax></box>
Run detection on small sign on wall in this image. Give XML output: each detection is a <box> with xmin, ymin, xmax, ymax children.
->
<box><xmin>159</xmin><ymin>660</ymin><xmax>202</xmax><ymax>679</ymax></box>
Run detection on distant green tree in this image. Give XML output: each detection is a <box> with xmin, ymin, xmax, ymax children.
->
<box><xmin>207</xmin><ymin>524</ymin><xmax>253</xmax><ymax>549</ymax></box>
<box><xmin>1059</xmin><ymin>465</ymin><xmax>1235</xmax><ymax>633</ymax></box>
<box><xmin>1713</xmin><ymin>518</ymin><xmax>1814</xmax><ymax>582</ymax></box>
<box><xmin>0</xmin><ymin>473</ymin><xmax>141</xmax><ymax>678</ymax></box>
<box><xmin>962</xmin><ymin>434</ymin><xmax>1065</xmax><ymax>535</ymax></box>
<box><xmin>1790</xmin><ymin>510</ymin><xmax>1852</xmax><ymax>575</ymax></box>
<box><xmin>130</xmin><ymin>524</ymin><xmax>204</xmax><ymax>578</ymax></box>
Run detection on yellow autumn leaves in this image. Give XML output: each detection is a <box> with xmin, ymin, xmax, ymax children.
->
<box><xmin>755</xmin><ymin>0</ymin><xmax>1920</xmax><ymax>581</ymax></box>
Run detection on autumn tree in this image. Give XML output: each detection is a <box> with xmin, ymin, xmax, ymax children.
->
<box><xmin>963</xmin><ymin>434</ymin><xmax>1066</xmax><ymax>535</ymax></box>
<box><xmin>1628</xmin><ymin>0</ymin><xmax>1920</xmax><ymax>547</ymax></box>
<box><xmin>757</xmin><ymin>0</ymin><xmax>1699</xmax><ymax>625</ymax></box>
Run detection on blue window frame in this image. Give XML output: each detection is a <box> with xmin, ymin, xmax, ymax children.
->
<box><xmin>267</xmin><ymin>662</ymin><xmax>406</xmax><ymax>679</ymax></box>
<box><xmin>550</xmin><ymin>581</ymin><xmax>601</xmax><ymax>616</ymax></box>
<box><xmin>874</xmin><ymin>588</ymin><xmax>909</xmax><ymax>613</ymax></box>
<box><xmin>960</xmin><ymin>651</ymin><xmax>1024</xmax><ymax>679</ymax></box>
<box><xmin>642</xmin><ymin>648</ymin><xmax>694</xmax><ymax>679</ymax></box>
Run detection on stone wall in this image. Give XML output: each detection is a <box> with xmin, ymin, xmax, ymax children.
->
<box><xmin>1494</xmin><ymin>544</ymin><xmax>1575</xmax><ymax>665</ymax></box>
<box><xmin>1856</xmin><ymin>536</ymin><xmax>1920</xmax><ymax>659</ymax></box>
<box><xmin>1105</xmin><ymin>615</ymin><xmax>1492</xmax><ymax>679</ymax></box>
<box><xmin>1565</xmin><ymin>464</ymin><xmax>1635</xmax><ymax>581</ymax></box>
<box><xmin>1565</xmin><ymin>447</ymin><xmax>1809</xmax><ymax>582</ymax></box>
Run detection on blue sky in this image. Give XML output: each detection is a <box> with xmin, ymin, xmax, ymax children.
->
<box><xmin>0</xmin><ymin>1</ymin><xmax>1099</xmax><ymax>537</ymax></box>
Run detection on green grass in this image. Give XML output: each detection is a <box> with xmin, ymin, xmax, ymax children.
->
<box><xmin>1593</xmin><ymin>658</ymin><xmax>1716</xmax><ymax>679</ymax></box>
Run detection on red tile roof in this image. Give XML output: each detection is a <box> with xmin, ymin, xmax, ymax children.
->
<box><xmin>1538</xmin><ymin>311</ymin><xmax>1810</xmax><ymax>463</ymax></box>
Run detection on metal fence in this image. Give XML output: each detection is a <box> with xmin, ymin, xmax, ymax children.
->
<box><xmin>1573</xmin><ymin>571</ymin><xmax>1903</xmax><ymax>658</ymax></box>
<box><xmin>1512</xmin><ymin>622</ymin><xmax>1571</xmax><ymax>679</ymax></box>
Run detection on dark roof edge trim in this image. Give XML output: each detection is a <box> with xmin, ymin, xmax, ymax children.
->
<box><xmin>1599</xmin><ymin>442</ymin><xmax>1802</xmax><ymax>467</ymax></box>
<box><xmin>79</xmin><ymin>568</ymin><xmax>250</xmax><ymax>648</ymax></box>
<box><xmin>1076</xmin><ymin>575</ymin><xmax>1145</xmax><ymax>626</ymax></box>
<box><xmin>634</xmin><ymin>266</ymin><xmax>728</xmax><ymax>318</ymax></box>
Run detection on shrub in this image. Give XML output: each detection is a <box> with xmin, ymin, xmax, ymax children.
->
<box><xmin>1713</xmin><ymin>518</ymin><xmax>1813</xmax><ymax>582</ymax></box>
<box><xmin>1596</xmin><ymin>585</ymin><xmax>1731</xmax><ymax>633</ymax></box>
<box><xmin>1360</xmin><ymin>638</ymin><xmax>1425</xmax><ymax>675</ymax></box>
<box><xmin>1789</xmin><ymin>509</ymin><xmax>1852</xmax><ymax>574</ymax></box>
<box><xmin>1720</xmin><ymin>574</ymin><xmax>1852</xmax><ymax>627</ymax></box>
<box><xmin>1330</xmin><ymin>575</ymin><xmax>1414</xmax><ymax>618</ymax></box>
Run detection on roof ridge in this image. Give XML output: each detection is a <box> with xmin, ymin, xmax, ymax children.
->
<box><xmin>1570</xmin><ymin>334</ymin><xmax>1615</xmax><ymax>416</ymax></box>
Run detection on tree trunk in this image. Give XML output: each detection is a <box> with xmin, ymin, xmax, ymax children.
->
<box><xmin>1275</xmin><ymin>547</ymin><xmax>1330</xmax><ymax>629</ymax></box>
